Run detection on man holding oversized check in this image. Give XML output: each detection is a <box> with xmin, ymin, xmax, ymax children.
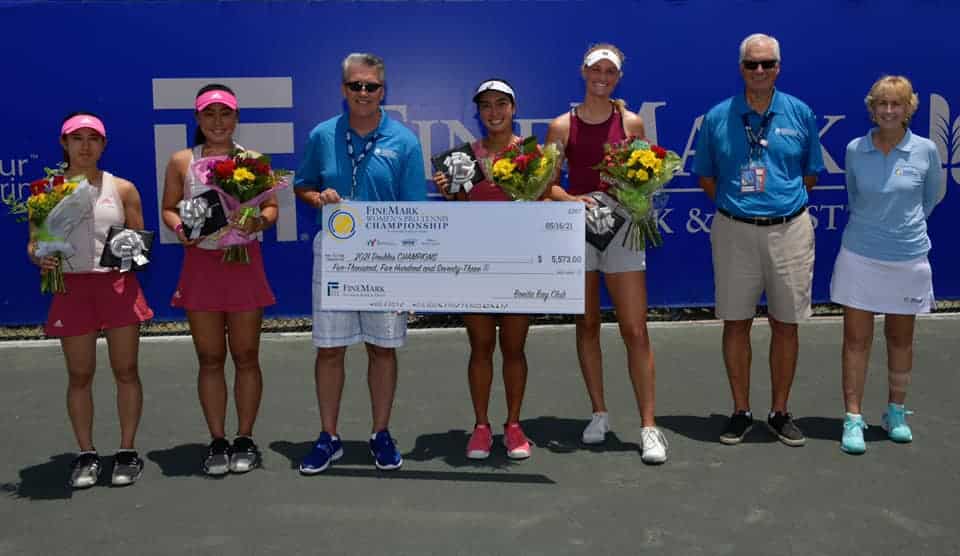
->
<box><xmin>293</xmin><ymin>53</ymin><xmax>427</xmax><ymax>473</ymax></box>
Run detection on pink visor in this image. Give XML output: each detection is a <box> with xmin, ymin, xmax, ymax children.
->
<box><xmin>195</xmin><ymin>90</ymin><xmax>238</xmax><ymax>112</ymax></box>
<box><xmin>61</xmin><ymin>115</ymin><xmax>106</xmax><ymax>138</ymax></box>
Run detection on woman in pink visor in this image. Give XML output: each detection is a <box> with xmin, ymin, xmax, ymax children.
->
<box><xmin>545</xmin><ymin>44</ymin><xmax>667</xmax><ymax>464</ymax></box>
<box><xmin>28</xmin><ymin>112</ymin><xmax>154</xmax><ymax>488</ymax></box>
<box><xmin>161</xmin><ymin>84</ymin><xmax>278</xmax><ymax>476</ymax></box>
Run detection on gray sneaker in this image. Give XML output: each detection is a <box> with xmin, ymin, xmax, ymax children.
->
<box><xmin>111</xmin><ymin>451</ymin><xmax>144</xmax><ymax>486</ymax></box>
<box><xmin>202</xmin><ymin>438</ymin><xmax>231</xmax><ymax>476</ymax></box>
<box><xmin>229</xmin><ymin>436</ymin><xmax>261</xmax><ymax>474</ymax></box>
<box><xmin>69</xmin><ymin>452</ymin><xmax>101</xmax><ymax>489</ymax></box>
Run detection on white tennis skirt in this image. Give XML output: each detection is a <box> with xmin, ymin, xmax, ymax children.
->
<box><xmin>829</xmin><ymin>247</ymin><xmax>935</xmax><ymax>315</ymax></box>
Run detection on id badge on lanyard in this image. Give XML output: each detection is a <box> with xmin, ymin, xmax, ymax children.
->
<box><xmin>740</xmin><ymin>112</ymin><xmax>772</xmax><ymax>194</ymax></box>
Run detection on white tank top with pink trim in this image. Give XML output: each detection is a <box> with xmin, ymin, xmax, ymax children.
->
<box><xmin>63</xmin><ymin>171</ymin><xmax>125</xmax><ymax>273</ymax></box>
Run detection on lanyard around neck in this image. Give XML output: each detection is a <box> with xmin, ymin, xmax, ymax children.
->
<box><xmin>742</xmin><ymin>112</ymin><xmax>774</xmax><ymax>160</ymax></box>
<box><xmin>344</xmin><ymin>130</ymin><xmax>378</xmax><ymax>200</ymax></box>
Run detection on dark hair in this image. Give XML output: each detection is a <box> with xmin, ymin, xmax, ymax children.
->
<box><xmin>193</xmin><ymin>83</ymin><xmax>237</xmax><ymax>145</ymax></box>
<box><xmin>61</xmin><ymin>111</ymin><xmax>104</xmax><ymax>165</ymax></box>
<box><xmin>473</xmin><ymin>77</ymin><xmax>516</xmax><ymax>107</ymax></box>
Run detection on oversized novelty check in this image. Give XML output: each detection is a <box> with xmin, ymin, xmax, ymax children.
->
<box><xmin>317</xmin><ymin>202</ymin><xmax>585</xmax><ymax>313</ymax></box>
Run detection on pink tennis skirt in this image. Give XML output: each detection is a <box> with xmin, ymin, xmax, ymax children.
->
<box><xmin>45</xmin><ymin>272</ymin><xmax>154</xmax><ymax>337</ymax></box>
<box><xmin>171</xmin><ymin>242</ymin><xmax>275</xmax><ymax>312</ymax></box>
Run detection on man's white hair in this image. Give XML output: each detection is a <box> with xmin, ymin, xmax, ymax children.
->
<box><xmin>739</xmin><ymin>33</ymin><xmax>781</xmax><ymax>62</ymax></box>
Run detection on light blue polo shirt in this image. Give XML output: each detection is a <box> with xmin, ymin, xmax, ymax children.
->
<box><xmin>842</xmin><ymin>129</ymin><xmax>945</xmax><ymax>261</ymax></box>
<box><xmin>295</xmin><ymin>108</ymin><xmax>427</xmax><ymax>204</ymax></box>
<box><xmin>693</xmin><ymin>90</ymin><xmax>825</xmax><ymax>217</ymax></box>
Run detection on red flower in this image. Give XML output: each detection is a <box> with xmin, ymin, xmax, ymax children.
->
<box><xmin>29</xmin><ymin>178</ymin><xmax>47</xmax><ymax>196</ymax></box>
<box><xmin>514</xmin><ymin>153</ymin><xmax>533</xmax><ymax>172</ymax></box>
<box><xmin>213</xmin><ymin>159</ymin><xmax>236</xmax><ymax>180</ymax></box>
<box><xmin>52</xmin><ymin>175</ymin><xmax>65</xmax><ymax>186</ymax></box>
<box><xmin>651</xmin><ymin>145</ymin><xmax>667</xmax><ymax>159</ymax></box>
<box><xmin>255</xmin><ymin>161</ymin><xmax>270</xmax><ymax>175</ymax></box>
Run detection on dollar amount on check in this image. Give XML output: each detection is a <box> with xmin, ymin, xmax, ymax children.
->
<box><xmin>318</xmin><ymin>202</ymin><xmax>585</xmax><ymax>313</ymax></box>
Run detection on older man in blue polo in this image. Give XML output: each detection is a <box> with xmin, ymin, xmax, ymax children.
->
<box><xmin>694</xmin><ymin>33</ymin><xmax>824</xmax><ymax>447</ymax></box>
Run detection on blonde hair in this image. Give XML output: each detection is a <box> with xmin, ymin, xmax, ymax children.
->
<box><xmin>865</xmin><ymin>75</ymin><xmax>919</xmax><ymax>128</ymax></box>
<box><xmin>583</xmin><ymin>43</ymin><xmax>626</xmax><ymax>70</ymax></box>
<box><xmin>582</xmin><ymin>43</ymin><xmax>628</xmax><ymax>112</ymax></box>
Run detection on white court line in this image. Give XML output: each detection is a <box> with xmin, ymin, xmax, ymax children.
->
<box><xmin>3</xmin><ymin>312</ymin><xmax>958</xmax><ymax>349</ymax></box>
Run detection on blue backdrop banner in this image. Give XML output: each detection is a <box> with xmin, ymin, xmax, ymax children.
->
<box><xmin>1</xmin><ymin>1</ymin><xmax>957</xmax><ymax>324</ymax></box>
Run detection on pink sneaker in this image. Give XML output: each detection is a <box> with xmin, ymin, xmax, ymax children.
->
<box><xmin>504</xmin><ymin>423</ymin><xmax>531</xmax><ymax>460</ymax></box>
<box><xmin>466</xmin><ymin>424</ymin><xmax>493</xmax><ymax>459</ymax></box>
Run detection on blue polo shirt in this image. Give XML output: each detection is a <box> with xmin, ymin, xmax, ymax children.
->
<box><xmin>842</xmin><ymin>129</ymin><xmax>945</xmax><ymax>261</ymax></box>
<box><xmin>693</xmin><ymin>90</ymin><xmax>824</xmax><ymax>217</ymax></box>
<box><xmin>295</xmin><ymin>108</ymin><xmax>427</xmax><ymax>203</ymax></box>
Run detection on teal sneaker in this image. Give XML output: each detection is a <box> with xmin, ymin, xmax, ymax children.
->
<box><xmin>881</xmin><ymin>403</ymin><xmax>914</xmax><ymax>443</ymax></box>
<box><xmin>840</xmin><ymin>413</ymin><xmax>867</xmax><ymax>454</ymax></box>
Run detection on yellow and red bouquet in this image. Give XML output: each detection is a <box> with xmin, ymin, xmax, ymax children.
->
<box><xmin>3</xmin><ymin>163</ymin><xmax>93</xmax><ymax>293</ymax></box>
<box><xmin>594</xmin><ymin>138</ymin><xmax>681</xmax><ymax>249</ymax></box>
<box><xmin>191</xmin><ymin>148</ymin><xmax>290</xmax><ymax>263</ymax></box>
<box><xmin>485</xmin><ymin>136</ymin><xmax>561</xmax><ymax>201</ymax></box>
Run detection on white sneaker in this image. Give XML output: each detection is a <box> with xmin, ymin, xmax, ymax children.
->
<box><xmin>640</xmin><ymin>427</ymin><xmax>668</xmax><ymax>464</ymax></box>
<box><xmin>581</xmin><ymin>412</ymin><xmax>610</xmax><ymax>444</ymax></box>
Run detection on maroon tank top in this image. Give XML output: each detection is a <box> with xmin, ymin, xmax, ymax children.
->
<box><xmin>565</xmin><ymin>106</ymin><xmax>627</xmax><ymax>195</ymax></box>
<box><xmin>468</xmin><ymin>138</ymin><xmax>515</xmax><ymax>202</ymax></box>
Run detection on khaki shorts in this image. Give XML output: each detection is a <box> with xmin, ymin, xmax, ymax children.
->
<box><xmin>710</xmin><ymin>211</ymin><xmax>814</xmax><ymax>323</ymax></box>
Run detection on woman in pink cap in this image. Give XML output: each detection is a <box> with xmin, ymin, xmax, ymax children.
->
<box><xmin>28</xmin><ymin>112</ymin><xmax>154</xmax><ymax>488</ymax></box>
<box><xmin>161</xmin><ymin>84</ymin><xmax>278</xmax><ymax>476</ymax></box>
<box><xmin>545</xmin><ymin>43</ymin><xmax>667</xmax><ymax>464</ymax></box>
<box><xmin>433</xmin><ymin>78</ymin><xmax>533</xmax><ymax>461</ymax></box>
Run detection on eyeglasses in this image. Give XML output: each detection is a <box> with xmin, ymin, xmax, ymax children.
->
<box><xmin>345</xmin><ymin>81</ymin><xmax>383</xmax><ymax>93</ymax></box>
<box><xmin>742</xmin><ymin>60</ymin><xmax>778</xmax><ymax>70</ymax></box>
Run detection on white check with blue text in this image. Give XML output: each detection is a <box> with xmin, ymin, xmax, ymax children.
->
<box><xmin>318</xmin><ymin>202</ymin><xmax>585</xmax><ymax>313</ymax></box>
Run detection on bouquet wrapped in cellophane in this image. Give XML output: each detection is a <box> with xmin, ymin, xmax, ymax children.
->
<box><xmin>484</xmin><ymin>136</ymin><xmax>561</xmax><ymax>201</ymax></box>
<box><xmin>593</xmin><ymin>138</ymin><xmax>681</xmax><ymax>250</ymax></box>
<box><xmin>3</xmin><ymin>163</ymin><xmax>93</xmax><ymax>293</ymax></box>
<box><xmin>191</xmin><ymin>148</ymin><xmax>291</xmax><ymax>263</ymax></box>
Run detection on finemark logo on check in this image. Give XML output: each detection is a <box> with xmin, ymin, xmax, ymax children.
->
<box><xmin>327</xmin><ymin>282</ymin><xmax>340</xmax><ymax>296</ymax></box>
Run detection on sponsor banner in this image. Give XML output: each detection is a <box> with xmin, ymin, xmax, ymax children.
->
<box><xmin>0</xmin><ymin>1</ymin><xmax>957</xmax><ymax>324</ymax></box>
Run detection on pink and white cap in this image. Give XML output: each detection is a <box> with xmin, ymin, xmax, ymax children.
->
<box><xmin>195</xmin><ymin>89</ymin><xmax>238</xmax><ymax>112</ymax></box>
<box><xmin>61</xmin><ymin>114</ymin><xmax>106</xmax><ymax>138</ymax></box>
<box><xmin>583</xmin><ymin>49</ymin><xmax>622</xmax><ymax>71</ymax></box>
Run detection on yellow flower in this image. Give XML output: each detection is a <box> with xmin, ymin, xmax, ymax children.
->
<box><xmin>649</xmin><ymin>158</ymin><xmax>662</xmax><ymax>173</ymax></box>
<box><xmin>627</xmin><ymin>169</ymin><xmax>636</xmax><ymax>179</ymax></box>
<box><xmin>492</xmin><ymin>158</ymin><xmax>516</xmax><ymax>179</ymax></box>
<box><xmin>638</xmin><ymin>150</ymin><xmax>658</xmax><ymax>168</ymax></box>
<box><xmin>233</xmin><ymin>167</ymin><xmax>256</xmax><ymax>183</ymax></box>
<box><xmin>635</xmin><ymin>169</ymin><xmax>650</xmax><ymax>181</ymax></box>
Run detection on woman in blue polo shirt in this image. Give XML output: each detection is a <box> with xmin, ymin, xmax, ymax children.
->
<box><xmin>831</xmin><ymin>75</ymin><xmax>945</xmax><ymax>455</ymax></box>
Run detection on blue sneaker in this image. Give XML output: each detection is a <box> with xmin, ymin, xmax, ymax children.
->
<box><xmin>882</xmin><ymin>403</ymin><xmax>914</xmax><ymax>443</ymax></box>
<box><xmin>299</xmin><ymin>432</ymin><xmax>343</xmax><ymax>475</ymax></box>
<box><xmin>840</xmin><ymin>413</ymin><xmax>867</xmax><ymax>455</ymax></box>
<box><xmin>370</xmin><ymin>429</ymin><xmax>402</xmax><ymax>470</ymax></box>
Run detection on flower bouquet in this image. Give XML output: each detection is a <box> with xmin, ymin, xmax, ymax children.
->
<box><xmin>484</xmin><ymin>136</ymin><xmax>561</xmax><ymax>201</ymax></box>
<box><xmin>3</xmin><ymin>163</ymin><xmax>93</xmax><ymax>293</ymax></box>
<box><xmin>190</xmin><ymin>149</ymin><xmax>291</xmax><ymax>263</ymax></box>
<box><xmin>593</xmin><ymin>138</ymin><xmax>681</xmax><ymax>249</ymax></box>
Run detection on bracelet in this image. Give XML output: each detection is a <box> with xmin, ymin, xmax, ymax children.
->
<box><xmin>175</xmin><ymin>222</ymin><xmax>184</xmax><ymax>233</ymax></box>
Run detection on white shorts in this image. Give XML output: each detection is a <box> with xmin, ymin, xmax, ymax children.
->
<box><xmin>830</xmin><ymin>247</ymin><xmax>935</xmax><ymax>315</ymax></box>
<box><xmin>311</xmin><ymin>231</ymin><xmax>407</xmax><ymax>348</ymax></box>
<box><xmin>585</xmin><ymin>216</ymin><xmax>647</xmax><ymax>273</ymax></box>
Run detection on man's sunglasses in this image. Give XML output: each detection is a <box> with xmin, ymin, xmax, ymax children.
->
<box><xmin>345</xmin><ymin>81</ymin><xmax>383</xmax><ymax>93</ymax></box>
<box><xmin>742</xmin><ymin>60</ymin><xmax>778</xmax><ymax>70</ymax></box>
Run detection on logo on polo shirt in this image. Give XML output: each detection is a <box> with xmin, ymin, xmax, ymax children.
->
<box><xmin>375</xmin><ymin>147</ymin><xmax>398</xmax><ymax>159</ymax></box>
<box><xmin>930</xmin><ymin>94</ymin><xmax>960</xmax><ymax>188</ymax></box>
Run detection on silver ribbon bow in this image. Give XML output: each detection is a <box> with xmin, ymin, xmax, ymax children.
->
<box><xmin>443</xmin><ymin>152</ymin><xmax>476</xmax><ymax>194</ymax></box>
<box><xmin>177</xmin><ymin>197</ymin><xmax>211</xmax><ymax>240</ymax></box>
<box><xmin>109</xmin><ymin>229</ymin><xmax>149</xmax><ymax>272</ymax></box>
<box><xmin>586</xmin><ymin>205</ymin><xmax>616</xmax><ymax>235</ymax></box>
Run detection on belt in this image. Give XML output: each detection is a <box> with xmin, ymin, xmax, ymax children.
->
<box><xmin>717</xmin><ymin>207</ymin><xmax>806</xmax><ymax>226</ymax></box>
